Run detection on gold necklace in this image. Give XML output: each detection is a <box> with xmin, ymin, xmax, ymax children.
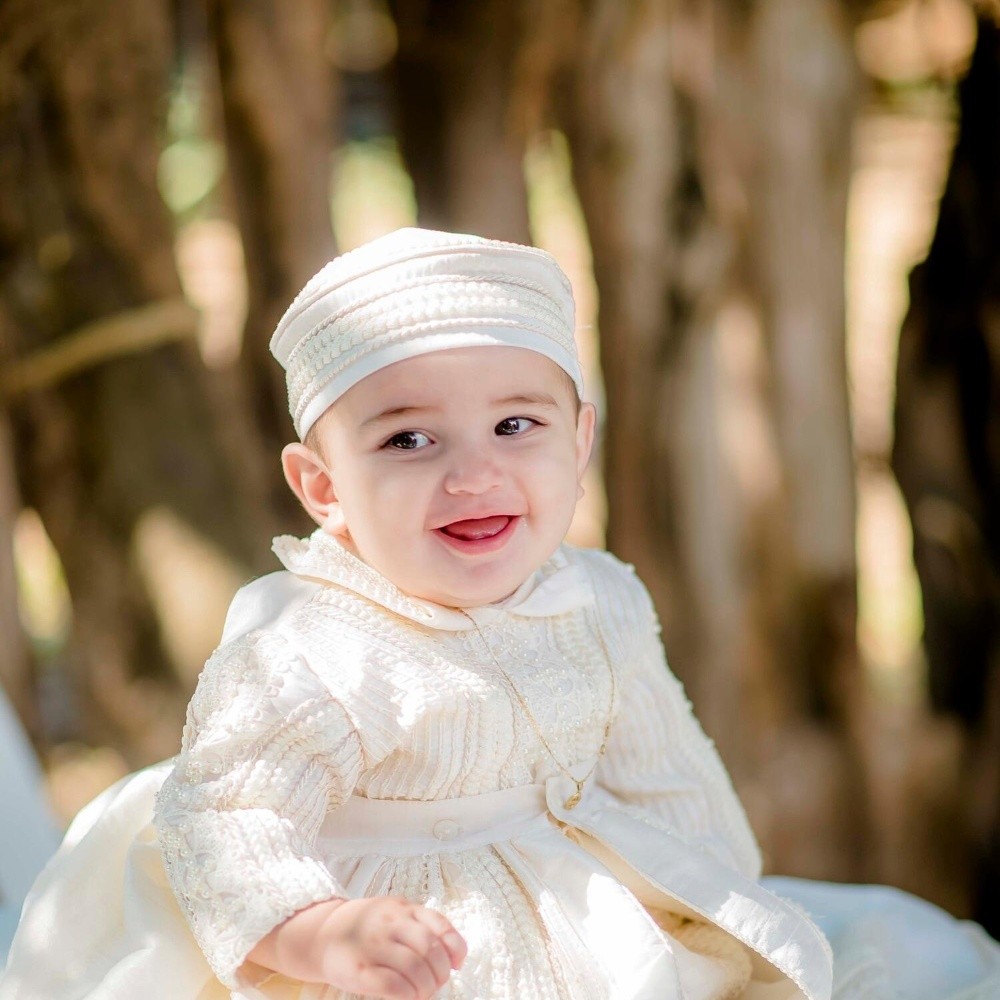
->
<box><xmin>458</xmin><ymin>609</ymin><xmax>618</xmax><ymax>810</ymax></box>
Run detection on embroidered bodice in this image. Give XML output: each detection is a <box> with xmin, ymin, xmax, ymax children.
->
<box><xmin>152</xmin><ymin>530</ymin><xmax>797</xmax><ymax>999</ymax></box>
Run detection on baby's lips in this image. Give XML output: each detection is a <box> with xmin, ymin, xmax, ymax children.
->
<box><xmin>439</xmin><ymin>515</ymin><xmax>511</xmax><ymax>540</ymax></box>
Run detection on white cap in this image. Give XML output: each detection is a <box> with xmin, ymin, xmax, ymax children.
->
<box><xmin>270</xmin><ymin>227</ymin><xmax>583</xmax><ymax>439</ymax></box>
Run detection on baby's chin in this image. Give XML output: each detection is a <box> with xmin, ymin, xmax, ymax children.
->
<box><xmin>340</xmin><ymin>532</ymin><xmax>547</xmax><ymax>608</ymax></box>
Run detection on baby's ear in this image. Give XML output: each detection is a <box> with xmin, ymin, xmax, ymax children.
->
<box><xmin>575</xmin><ymin>401</ymin><xmax>597</xmax><ymax>480</ymax></box>
<box><xmin>280</xmin><ymin>442</ymin><xmax>348</xmax><ymax>535</ymax></box>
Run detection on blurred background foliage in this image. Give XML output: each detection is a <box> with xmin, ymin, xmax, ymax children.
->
<box><xmin>0</xmin><ymin>0</ymin><xmax>998</xmax><ymax>936</ymax></box>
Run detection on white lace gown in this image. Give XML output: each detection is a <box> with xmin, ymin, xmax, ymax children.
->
<box><xmin>1</xmin><ymin>531</ymin><xmax>998</xmax><ymax>1000</ymax></box>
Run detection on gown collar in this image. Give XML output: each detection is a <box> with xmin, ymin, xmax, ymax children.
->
<box><xmin>271</xmin><ymin>529</ymin><xmax>595</xmax><ymax>631</ymax></box>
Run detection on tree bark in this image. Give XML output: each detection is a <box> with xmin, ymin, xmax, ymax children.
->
<box><xmin>206</xmin><ymin>0</ymin><xmax>339</xmax><ymax>530</ymax></box>
<box><xmin>0</xmin><ymin>409</ymin><xmax>38</xmax><ymax>744</ymax></box>
<box><xmin>0</xmin><ymin>0</ymin><xmax>266</xmax><ymax>762</ymax></box>
<box><xmin>892</xmin><ymin>16</ymin><xmax>1000</xmax><ymax>935</ymax></box>
<box><xmin>744</xmin><ymin>0</ymin><xmax>859</xmax><ymax>723</ymax></box>
<box><xmin>559</xmin><ymin>0</ymin><xmax>867</xmax><ymax>879</ymax></box>
<box><xmin>389</xmin><ymin>0</ymin><xmax>532</xmax><ymax>243</ymax></box>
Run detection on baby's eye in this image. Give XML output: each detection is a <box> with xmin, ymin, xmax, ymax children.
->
<box><xmin>496</xmin><ymin>417</ymin><xmax>538</xmax><ymax>436</ymax></box>
<box><xmin>385</xmin><ymin>430</ymin><xmax>432</xmax><ymax>451</ymax></box>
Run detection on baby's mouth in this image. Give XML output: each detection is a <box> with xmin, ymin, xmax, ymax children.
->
<box><xmin>438</xmin><ymin>516</ymin><xmax>512</xmax><ymax>540</ymax></box>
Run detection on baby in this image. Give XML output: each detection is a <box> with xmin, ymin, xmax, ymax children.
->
<box><xmin>4</xmin><ymin>228</ymin><xmax>999</xmax><ymax>1000</ymax></box>
<box><xmin>157</xmin><ymin>227</ymin><xmax>816</xmax><ymax>1000</ymax></box>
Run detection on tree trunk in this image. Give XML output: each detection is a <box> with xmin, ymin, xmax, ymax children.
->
<box><xmin>0</xmin><ymin>409</ymin><xmax>38</xmax><ymax>744</ymax></box>
<box><xmin>0</xmin><ymin>1</ymin><xmax>266</xmax><ymax>763</ymax></box>
<box><xmin>559</xmin><ymin>0</ymin><xmax>867</xmax><ymax>879</ymax></box>
<box><xmin>892</xmin><ymin>16</ymin><xmax>1000</xmax><ymax>935</ymax></box>
<box><xmin>735</xmin><ymin>0</ymin><xmax>868</xmax><ymax>880</ymax></box>
<box><xmin>206</xmin><ymin>0</ymin><xmax>339</xmax><ymax>530</ymax></box>
<box><xmin>744</xmin><ymin>0</ymin><xmax>859</xmax><ymax>721</ymax></box>
<box><xmin>389</xmin><ymin>0</ymin><xmax>532</xmax><ymax>243</ymax></box>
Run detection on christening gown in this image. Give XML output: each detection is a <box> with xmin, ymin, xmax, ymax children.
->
<box><xmin>1</xmin><ymin>530</ymin><xmax>998</xmax><ymax>1000</ymax></box>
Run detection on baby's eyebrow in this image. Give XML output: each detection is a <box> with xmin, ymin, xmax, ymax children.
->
<box><xmin>492</xmin><ymin>392</ymin><xmax>561</xmax><ymax>409</ymax></box>
<box><xmin>361</xmin><ymin>404</ymin><xmax>436</xmax><ymax>428</ymax></box>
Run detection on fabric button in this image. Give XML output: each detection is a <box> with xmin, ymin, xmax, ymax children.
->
<box><xmin>433</xmin><ymin>819</ymin><xmax>461</xmax><ymax>841</ymax></box>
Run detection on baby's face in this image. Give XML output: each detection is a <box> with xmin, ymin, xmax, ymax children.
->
<box><xmin>295</xmin><ymin>346</ymin><xmax>596</xmax><ymax>607</ymax></box>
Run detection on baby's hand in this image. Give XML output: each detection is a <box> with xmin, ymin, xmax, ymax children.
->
<box><xmin>247</xmin><ymin>894</ymin><xmax>467</xmax><ymax>998</ymax></box>
<box><xmin>315</xmin><ymin>896</ymin><xmax>467</xmax><ymax>999</ymax></box>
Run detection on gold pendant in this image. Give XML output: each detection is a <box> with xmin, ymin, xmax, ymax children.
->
<box><xmin>564</xmin><ymin>787</ymin><xmax>582</xmax><ymax>810</ymax></box>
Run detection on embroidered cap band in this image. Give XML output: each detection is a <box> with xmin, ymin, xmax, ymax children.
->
<box><xmin>269</xmin><ymin>227</ymin><xmax>583</xmax><ymax>439</ymax></box>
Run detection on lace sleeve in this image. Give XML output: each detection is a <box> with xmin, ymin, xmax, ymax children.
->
<box><xmin>153</xmin><ymin>628</ymin><xmax>364</xmax><ymax>991</ymax></box>
<box><xmin>592</xmin><ymin>557</ymin><xmax>763</xmax><ymax>879</ymax></box>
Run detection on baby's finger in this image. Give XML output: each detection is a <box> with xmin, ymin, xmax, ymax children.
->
<box><xmin>355</xmin><ymin>963</ymin><xmax>416</xmax><ymax>1000</ymax></box>
<box><xmin>411</xmin><ymin>907</ymin><xmax>468</xmax><ymax>969</ymax></box>
<box><xmin>373</xmin><ymin>941</ymin><xmax>439</xmax><ymax>999</ymax></box>
<box><xmin>390</xmin><ymin>919</ymin><xmax>453</xmax><ymax>987</ymax></box>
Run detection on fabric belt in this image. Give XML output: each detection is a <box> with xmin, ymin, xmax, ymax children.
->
<box><xmin>317</xmin><ymin>779</ymin><xmax>568</xmax><ymax>856</ymax></box>
<box><xmin>314</xmin><ymin>773</ymin><xmax>836</xmax><ymax>999</ymax></box>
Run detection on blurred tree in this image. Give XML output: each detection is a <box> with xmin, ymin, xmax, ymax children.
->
<box><xmin>0</xmin><ymin>414</ymin><xmax>36</xmax><ymax>743</ymax></box>
<box><xmin>551</xmin><ymin>0</ymin><xmax>867</xmax><ymax>880</ymax></box>
<box><xmin>893</xmin><ymin>14</ymin><xmax>1000</xmax><ymax>935</ymax></box>
<box><xmin>389</xmin><ymin>0</ymin><xmax>532</xmax><ymax>242</ymax></box>
<box><xmin>0</xmin><ymin>1</ymin><xmax>272</xmax><ymax>763</ymax></box>
<box><xmin>206</xmin><ymin>0</ymin><xmax>340</xmax><ymax>509</ymax></box>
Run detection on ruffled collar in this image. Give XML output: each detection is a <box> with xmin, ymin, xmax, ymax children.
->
<box><xmin>271</xmin><ymin>529</ymin><xmax>594</xmax><ymax>631</ymax></box>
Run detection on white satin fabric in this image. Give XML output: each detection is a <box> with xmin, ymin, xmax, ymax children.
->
<box><xmin>0</xmin><ymin>689</ymin><xmax>60</xmax><ymax>969</ymax></box>
<box><xmin>0</xmin><ymin>761</ymin><xmax>221</xmax><ymax>999</ymax></box>
<box><xmin>2</xmin><ymin>535</ymin><xmax>999</xmax><ymax>1000</ymax></box>
<box><xmin>0</xmin><ymin>761</ymin><xmax>816</xmax><ymax>1000</ymax></box>
<box><xmin>4</xmin><ymin>760</ymin><xmax>998</xmax><ymax>1000</ymax></box>
<box><xmin>759</xmin><ymin>878</ymin><xmax>1000</xmax><ymax>1000</ymax></box>
<box><xmin>315</xmin><ymin>778</ymin><xmax>825</xmax><ymax>1000</ymax></box>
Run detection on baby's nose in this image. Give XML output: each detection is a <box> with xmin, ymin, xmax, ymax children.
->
<box><xmin>443</xmin><ymin>451</ymin><xmax>504</xmax><ymax>494</ymax></box>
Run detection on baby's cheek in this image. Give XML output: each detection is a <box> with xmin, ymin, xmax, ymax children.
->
<box><xmin>536</xmin><ymin>480</ymin><xmax>580</xmax><ymax>533</ymax></box>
